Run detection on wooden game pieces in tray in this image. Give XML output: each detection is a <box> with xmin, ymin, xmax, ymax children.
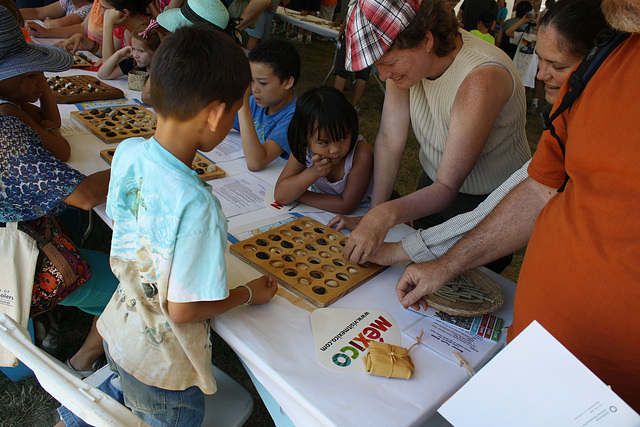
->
<box><xmin>230</xmin><ymin>217</ymin><xmax>386</xmax><ymax>308</ymax></box>
<box><xmin>72</xmin><ymin>53</ymin><xmax>93</xmax><ymax>68</ymax></box>
<box><xmin>72</xmin><ymin>105</ymin><xmax>155</xmax><ymax>143</ymax></box>
<box><xmin>48</xmin><ymin>75</ymin><xmax>124</xmax><ymax>104</ymax></box>
<box><xmin>427</xmin><ymin>269</ymin><xmax>504</xmax><ymax>317</ymax></box>
<box><xmin>100</xmin><ymin>149</ymin><xmax>226</xmax><ymax>181</ymax></box>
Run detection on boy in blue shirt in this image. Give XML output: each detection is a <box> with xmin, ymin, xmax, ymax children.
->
<box><xmin>56</xmin><ymin>24</ymin><xmax>277</xmax><ymax>427</ymax></box>
<box><xmin>233</xmin><ymin>38</ymin><xmax>301</xmax><ymax>171</ymax></box>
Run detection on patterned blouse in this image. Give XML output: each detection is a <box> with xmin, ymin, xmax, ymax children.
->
<box><xmin>0</xmin><ymin>114</ymin><xmax>84</xmax><ymax>222</ymax></box>
<box><xmin>59</xmin><ymin>0</ymin><xmax>93</xmax><ymax>20</ymax></box>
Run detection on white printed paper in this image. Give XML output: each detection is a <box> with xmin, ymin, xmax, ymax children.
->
<box><xmin>60</xmin><ymin>118</ymin><xmax>91</xmax><ymax>136</ymax></box>
<box><xmin>209</xmin><ymin>130</ymin><xmax>245</xmax><ymax>162</ymax></box>
<box><xmin>438</xmin><ymin>321</ymin><xmax>640</xmax><ymax>426</ymax></box>
<box><xmin>209</xmin><ymin>172</ymin><xmax>270</xmax><ymax>218</ymax></box>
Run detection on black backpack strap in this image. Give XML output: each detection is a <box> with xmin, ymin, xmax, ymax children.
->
<box><xmin>542</xmin><ymin>29</ymin><xmax>630</xmax><ymax>192</ymax></box>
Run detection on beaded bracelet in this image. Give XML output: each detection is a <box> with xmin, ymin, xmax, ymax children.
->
<box><xmin>89</xmin><ymin>40</ymin><xmax>99</xmax><ymax>54</ymax></box>
<box><xmin>44</xmin><ymin>127</ymin><xmax>60</xmax><ymax>133</ymax></box>
<box><xmin>237</xmin><ymin>284</ymin><xmax>252</xmax><ymax>306</ymax></box>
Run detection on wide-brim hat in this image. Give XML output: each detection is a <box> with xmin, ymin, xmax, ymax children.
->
<box><xmin>0</xmin><ymin>6</ymin><xmax>73</xmax><ymax>82</ymax></box>
<box><xmin>345</xmin><ymin>0</ymin><xmax>421</xmax><ymax>71</ymax></box>
<box><xmin>157</xmin><ymin>0</ymin><xmax>229</xmax><ymax>32</ymax></box>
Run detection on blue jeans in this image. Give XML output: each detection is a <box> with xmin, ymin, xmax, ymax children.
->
<box><xmin>58</xmin><ymin>342</ymin><xmax>205</xmax><ymax>427</ymax></box>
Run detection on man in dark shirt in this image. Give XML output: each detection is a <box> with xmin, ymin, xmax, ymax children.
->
<box><xmin>458</xmin><ymin>0</ymin><xmax>498</xmax><ymax>30</ymax></box>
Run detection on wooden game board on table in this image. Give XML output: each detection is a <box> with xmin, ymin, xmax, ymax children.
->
<box><xmin>71</xmin><ymin>105</ymin><xmax>156</xmax><ymax>143</ymax></box>
<box><xmin>72</xmin><ymin>53</ymin><xmax>93</xmax><ymax>68</ymax></box>
<box><xmin>48</xmin><ymin>75</ymin><xmax>123</xmax><ymax>104</ymax></box>
<box><xmin>100</xmin><ymin>148</ymin><xmax>226</xmax><ymax>181</ymax></box>
<box><xmin>230</xmin><ymin>217</ymin><xmax>386</xmax><ymax>308</ymax></box>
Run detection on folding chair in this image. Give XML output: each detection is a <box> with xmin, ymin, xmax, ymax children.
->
<box><xmin>0</xmin><ymin>313</ymin><xmax>254</xmax><ymax>427</ymax></box>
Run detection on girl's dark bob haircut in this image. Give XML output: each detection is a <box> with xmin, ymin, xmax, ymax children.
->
<box><xmin>287</xmin><ymin>86</ymin><xmax>359</xmax><ymax>165</ymax></box>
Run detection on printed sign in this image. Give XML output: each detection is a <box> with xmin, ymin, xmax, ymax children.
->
<box><xmin>310</xmin><ymin>308</ymin><xmax>400</xmax><ymax>372</ymax></box>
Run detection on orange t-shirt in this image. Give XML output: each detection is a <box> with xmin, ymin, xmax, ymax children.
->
<box><xmin>510</xmin><ymin>33</ymin><xmax>640</xmax><ymax>411</ymax></box>
<box><xmin>87</xmin><ymin>2</ymin><xmax>104</xmax><ymax>41</ymax></box>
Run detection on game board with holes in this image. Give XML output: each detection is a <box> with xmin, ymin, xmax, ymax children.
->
<box><xmin>230</xmin><ymin>217</ymin><xmax>386</xmax><ymax>308</ymax></box>
<box><xmin>72</xmin><ymin>53</ymin><xmax>93</xmax><ymax>68</ymax></box>
<box><xmin>48</xmin><ymin>75</ymin><xmax>124</xmax><ymax>104</ymax></box>
<box><xmin>100</xmin><ymin>148</ymin><xmax>226</xmax><ymax>180</ymax></box>
<box><xmin>71</xmin><ymin>105</ymin><xmax>155</xmax><ymax>143</ymax></box>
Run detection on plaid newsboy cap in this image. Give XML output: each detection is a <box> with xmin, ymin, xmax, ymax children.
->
<box><xmin>344</xmin><ymin>0</ymin><xmax>422</xmax><ymax>71</ymax></box>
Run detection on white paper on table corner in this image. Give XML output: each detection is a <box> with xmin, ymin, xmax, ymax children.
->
<box><xmin>438</xmin><ymin>321</ymin><xmax>640</xmax><ymax>427</ymax></box>
<box><xmin>209</xmin><ymin>172</ymin><xmax>271</xmax><ymax>218</ymax></box>
<box><xmin>264</xmin><ymin>187</ymin><xmax>325</xmax><ymax>214</ymax></box>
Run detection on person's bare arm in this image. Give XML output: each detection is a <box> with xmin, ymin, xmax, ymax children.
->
<box><xmin>141</xmin><ymin>77</ymin><xmax>152</xmax><ymax>105</ymax></box>
<box><xmin>43</xmin><ymin>13</ymin><xmax>84</xmax><ymax>29</ymax></box>
<box><xmin>97</xmin><ymin>46</ymin><xmax>131</xmax><ymax>79</ymax></box>
<box><xmin>167</xmin><ymin>276</ymin><xmax>277</xmax><ymax>323</ymax></box>
<box><xmin>236</xmin><ymin>0</ymin><xmax>270</xmax><ymax>30</ymax></box>
<box><xmin>20</xmin><ymin>2</ymin><xmax>65</xmax><ymax>20</ymax></box>
<box><xmin>63</xmin><ymin>169</ymin><xmax>111</xmax><ymax>210</ymax></box>
<box><xmin>396</xmin><ymin>176</ymin><xmax>555</xmax><ymax>310</ymax></box>
<box><xmin>26</xmin><ymin>21</ymin><xmax>85</xmax><ymax>39</ymax></box>
<box><xmin>101</xmin><ymin>8</ymin><xmax>126</xmax><ymax>60</ymax></box>
<box><xmin>505</xmin><ymin>16</ymin><xmax>533</xmax><ymax>39</ymax></box>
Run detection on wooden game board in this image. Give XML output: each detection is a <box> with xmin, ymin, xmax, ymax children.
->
<box><xmin>230</xmin><ymin>217</ymin><xmax>386</xmax><ymax>308</ymax></box>
<box><xmin>72</xmin><ymin>53</ymin><xmax>93</xmax><ymax>68</ymax></box>
<box><xmin>71</xmin><ymin>105</ymin><xmax>155</xmax><ymax>143</ymax></box>
<box><xmin>47</xmin><ymin>75</ymin><xmax>124</xmax><ymax>104</ymax></box>
<box><xmin>100</xmin><ymin>148</ymin><xmax>226</xmax><ymax>180</ymax></box>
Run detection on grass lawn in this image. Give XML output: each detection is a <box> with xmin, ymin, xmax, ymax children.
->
<box><xmin>0</xmin><ymin>30</ymin><xmax>545</xmax><ymax>426</ymax></box>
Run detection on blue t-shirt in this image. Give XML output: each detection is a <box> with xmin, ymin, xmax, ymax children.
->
<box><xmin>0</xmin><ymin>114</ymin><xmax>84</xmax><ymax>222</ymax></box>
<box><xmin>99</xmin><ymin>136</ymin><xmax>228</xmax><ymax>393</ymax></box>
<box><xmin>232</xmin><ymin>94</ymin><xmax>296</xmax><ymax>159</ymax></box>
<box><xmin>496</xmin><ymin>6</ymin><xmax>508</xmax><ymax>28</ymax></box>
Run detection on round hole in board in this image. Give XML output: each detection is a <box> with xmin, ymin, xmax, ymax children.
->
<box><xmin>292</xmin><ymin>236</ymin><xmax>304</xmax><ymax>244</ymax></box>
<box><xmin>358</xmin><ymin>262</ymin><xmax>372</xmax><ymax>268</ymax></box>
<box><xmin>319</xmin><ymin>251</ymin><xmax>331</xmax><ymax>258</ymax></box>
<box><xmin>330</xmin><ymin>246</ymin><xmax>341</xmax><ymax>253</ymax></box>
<box><xmin>312</xmin><ymin>286</ymin><xmax>327</xmax><ymax>295</ymax></box>
<box><xmin>302</xmin><ymin>221</ymin><xmax>314</xmax><ymax>227</ymax></box>
<box><xmin>347</xmin><ymin>267</ymin><xmax>360</xmax><ymax>274</ymax></box>
<box><xmin>298</xmin><ymin>277</ymin><xmax>311</xmax><ymax>286</ymax></box>
<box><xmin>333</xmin><ymin>259</ymin><xmax>345</xmax><ymax>267</ymax></box>
<box><xmin>314</xmin><ymin>227</ymin><xmax>325</xmax><ymax>234</ymax></box>
<box><xmin>255</xmin><ymin>239</ymin><xmax>268</xmax><ymax>246</ymax></box>
<box><xmin>321</xmin><ymin>265</ymin><xmax>335</xmax><ymax>273</ymax></box>
<box><xmin>280</xmin><ymin>229</ymin><xmax>292</xmax><ymax>236</ymax></box>
<box><xmin>336</xmin><ymin>273</ymin><xmax>349</xmax><ymax>281</ymax></box>
<box><xmin>327</xmin><ymin>234</ymin><xmax>339</xmax><ymax>241</ymax></box>
<box><xmin>268</xmin><ymin>234</ymin><xmax>281</xmax><ymax>241</ymax></box>
<box><xmin>269</xmin><ymin>260</ymin><xmax>284</xmax><ymax>268</ymax></box>
<box><xmin>308</xmin><ymin>256</ymin><xmax>320</xmax><ymax>264</ymax></box>
<box><xmin>281</xmin><ymin>240</ymin><xmax>294</xmax><ymax>249</ymax></box>
<box><xmin>243</xmin><ymin>244</ymin><xmax>256</xmax><ymax>251</ymax></box>
<box><xmin>303</xmin><ymin>232</ymin><xmax>315</xmax><ymax>239</ymax></box>
<box><xmin>269</xmin><ymin>247</ymin><xmax>282</xmax><ymax>254</ymax></box>
<box><xmin>282</xmin><ymin>254</ymin><xmax>295</xmax><ymax>262</ymax></box>
<box><xmin>325</xmin><ymin>279</ymin><xmax>339</xmax><ymax>288</ymax></box>
<box><xmin>294</xmin><ymin>249</ymin><xmax>307</xmax><ymax>257</ymax></box>
<box><xmin>316</xmin><ymin>238</ymin><xmax>327</xmax><ymax>246</ymax></box>
<box><xmin>340</xmin><ymin>240</ymin><xmax>346</xmax><ymax>247</ymax></box>
<box><xmin>296</xmin><ymin>262</ymin><xmax>309</xmax><ymax>270</ymax></box>
<box><xmin>291</xmin><ymin>225</ymin><xmax>302</xmax><ymax>232</ymax></box>
<box><xmin>256</xmin><ymin>252</ymin><xmax>270</xmax><ymax>260</ymax></box>
<box><xmin>118</xmin><ymin>132</ymin><xmax>127</xmax><ymax>135</ymax></box>
<box><xmin>309</xmin><ymin>270</ymin><xmax>324</xmax><ymax>279</ymax></box>
<box><xmin>305</xmin><ymin>244</ymin><xmax>317</xmax><ymax>251</ymax></box>
<box><xmin>283</xmin><ymin>268</ymin><xmax>297</xmax><ymax>277</ymax></box>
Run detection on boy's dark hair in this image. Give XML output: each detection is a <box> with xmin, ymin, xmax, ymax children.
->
<box><xmin>150</xmin><ymin>24</ymin><xmax>251</xmax><ymax>121</ymax></box>
<box><xmin>287</xmin><ymin>86</ymin><xmax>358</xmax><ymax>165</ymax></box>
<box><xmin>248</xmin><ymin>38</ymin><xmax>301</xmax><ymax>88</ymax></box>
<box><xmin>104</xmin><ymin>0</ymin><xmax>151</xmax><ymax>15</ymax></box>
<box><xmin>515</xmin><ymin>1</ymin><xmax>533</xmax><ymax>18</ymax></box>
<box><xmin>539</xmin><ymin>0</ymin><xmax>607</xmax><ymax>59</ymax></box>
<box><xmin>478</xmin><ymin>10</ymin><xmax>496</xmax><ymax>27</ymax></box>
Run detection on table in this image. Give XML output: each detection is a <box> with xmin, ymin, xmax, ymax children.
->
<box><xmin>51</xmin><ymin>67</ymin><xmax>516</xmax><ymax>427</ymax></box>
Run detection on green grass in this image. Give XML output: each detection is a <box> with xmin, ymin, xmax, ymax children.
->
<box><xmin>0</xmin><ymin>30</ymin><xmax>545</xmax><ymax>425</ymax></box>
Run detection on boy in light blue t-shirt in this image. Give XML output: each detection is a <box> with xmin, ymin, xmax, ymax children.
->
<box><xmin>233</xmin><ymin>38</ymin><xmax>301</xmax><ymax>171</ymax></box>
<box><xmin>56</xmin><ymin>24</ymin><xmax>277</xmax><ymax>427</ymax></box>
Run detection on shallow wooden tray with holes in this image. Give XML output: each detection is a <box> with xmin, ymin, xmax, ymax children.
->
<box><xmin>71</xmin><ymin>105</ymin><xmax>155</xmax><ymax>143</ymax></box>
<box><xmin>47</xmin><ymin>75</ymin><xmax>123</xmax><ymax>104</ymax></box>
<box><xmin>100</xmin><ymin>148</ymin><xmax>225</xmax><ymax>180</ymax></box>
<box><xmin>72</xmin><ymin>53</ymin><xmax>93</xmax><ymax>68</ymax></box>
<box><xmin>230</xmin><ymin>216</ymin><xmax>386</xmax><ymax>308</ymax></box>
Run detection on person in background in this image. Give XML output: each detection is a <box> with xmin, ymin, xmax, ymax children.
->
<box><xmin>331</xmin><ymin>0</ymin><xmax>530</xmax><ymax>273</ymax></box>
<box><xmin>25</xmin><ymin>0</ymin><xmax>98</xmax><ymax>39</ymax></box>
<box><xmin>233</xmin><ymin>38</ymin><xmax>300</xmax><ymax>171</ymax></box>
<box><xmin>56</xmin><ymin>24</ymin><xmax>277</xmax><ymax>427</ymax></box>
<box><xmin>496</xmin><ymin>0</ymin><xmax>508</xmax><ymax>29</ymax></box>
<box><xmin>245</xmin><ymin>0</ymin><xmax>280</xmax><ymax>50</ymax></box>
<box><xmin>19</xmin><ymin>0</ymin><xmax>93</xmax><ymax>29</ymax></box>
<box><xmin>0</xmin><ymin>0</ymin><xmax>34</xmax><ymax>41</ymax></box>
<box><xmin>390</xmin><ymin>0</ymin><xmax>640</xmax><ymax>411</ymax></box>
<box><xmin>496</xmin><ymin>0</ymin><xmax>532</xmax><ymax>57</ymax></box>
<box><xmin>458</xmin><ymin>0</ymin><xmax>497</xmax><ymax>30</ymax></box>
<box><xmin>470</xmin><ymin>9</ymin><xmax>496</xmax><ymax>43</ymax></box>
<box><xmin>275</xmin><ymin>87</ymin><xmax>373</xmax><ymax>214</ymax></box>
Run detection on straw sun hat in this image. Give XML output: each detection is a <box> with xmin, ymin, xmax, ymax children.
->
<box><xmin>0</xmin><ymin>6</ymin><xmax>73</xmax><ymax>82</ymax></box>
<box><xmin>157</xmin><ymin>0</ymin><xmax>230</xmax><ymax>32</ymax></box>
